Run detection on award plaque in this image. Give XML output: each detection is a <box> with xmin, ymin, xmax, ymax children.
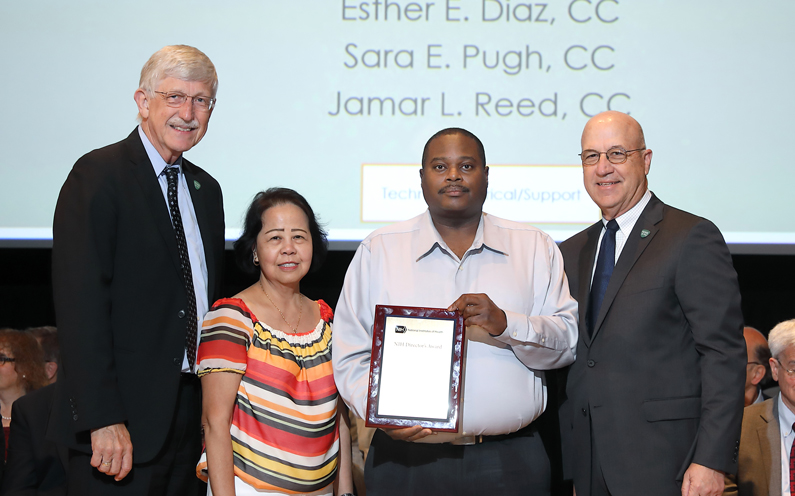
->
<box><xmin>365</xmin><ymin>305</ymin><xmax>465</xmax><ymax>432</ymax></box>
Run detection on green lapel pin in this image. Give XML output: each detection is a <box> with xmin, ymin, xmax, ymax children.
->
<box><xmin>640</xmin><ymin>229</ymin><xmax>650</xmax><ymax>238</ymax></box>
<box><xmin>194</xmin><ymin>180</ymin><xmax>201</xmax><ymax>190</ymax></box>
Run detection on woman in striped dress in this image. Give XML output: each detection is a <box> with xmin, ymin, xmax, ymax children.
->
<box><xmin>197</xmin><ymin>188</ymin><xmax>353</xmax><ymax>496</ymax></box>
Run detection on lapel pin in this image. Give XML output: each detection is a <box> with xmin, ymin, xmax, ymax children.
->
<box><xmin>640</xmin><ymin>229</ymin><xmax>650</xmax><ymax>238</ymax></box>
<box><xmin>194</xmin><ymin>180</ymin><xmax>201</xmax><ymax>190</ymax></box>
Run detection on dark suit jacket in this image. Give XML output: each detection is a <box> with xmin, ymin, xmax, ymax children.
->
<box><xmin>1</xmin><ymin>384</ymin><xmax>68</xmax><ymax>496</ymax></box>
<box><xmin>558</xmin><ymin>194</ymin><xmax>745</xmax><ymax>496</ymax></box>
<box><xmin>723</xmin><ymin>397</ymin><xmax>781</xmax><ymax>496</ymax></box>
<box><xmin>49</xmin><ymin>129</ymin><xmax>225</xmax><ymax>463</ymax></box>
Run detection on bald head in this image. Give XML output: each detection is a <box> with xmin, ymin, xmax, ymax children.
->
<box><xmin>744</xmin><ymin>327</ymin><xmax>768</xmax><ymax>356</ymax></box>
<box><xmin>581</xmin><ymin>111</ymin><xmax>646</xmax><ymax>149</ymax></box>
<box><xmin>580</xmin><ymin>111</ymin><xmax>653</xmax><ymax>220</ymax></box>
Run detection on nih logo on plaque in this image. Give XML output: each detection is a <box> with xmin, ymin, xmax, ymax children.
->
<box><xmin>395</xmin><ymin>325</ymin><xmax>407</xmax><ymax>334</ymax></box>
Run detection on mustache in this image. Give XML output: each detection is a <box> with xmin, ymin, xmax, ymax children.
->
<box><xmin>167</xmin><ymin>116</ymin><xmax>199</xmax><ymax>129</ymax></box>
<box><xmin>438</xmin><ymin>185</ymin><xmax>470</xmax><ymax>194</ymax></box>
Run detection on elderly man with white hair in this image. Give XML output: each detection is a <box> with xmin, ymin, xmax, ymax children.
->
<box><xmin>725</xmin><ymin>319</ymin><xmax>795</xmax><ymax>496</ymax></box>
<box><xmin>50</xmin><ymin>45</ymin><xmax>225</xmax><ymax>495</ymax></box>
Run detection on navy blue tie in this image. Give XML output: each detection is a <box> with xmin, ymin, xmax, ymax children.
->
<box><xmin>164</xmin><ymin>167</ymin><xmax>198</xmax><ymax>370</ymax></box>
<box><xmin>587</xmin><ymin>219</ymin><xmax>619</xmax><ymax>337</ymax></box>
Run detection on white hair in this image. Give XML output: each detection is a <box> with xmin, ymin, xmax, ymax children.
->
<box><xmin>139</xmin><ymin>45</ymin><xmax>218</xmax><ymax>97</ymax></box>
<box><xmin>768</xmin><ymin>319</ymin><xmax>795</xmax><ymax>359</ymax></box>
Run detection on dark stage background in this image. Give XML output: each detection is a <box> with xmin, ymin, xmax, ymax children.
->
<box><xmin>1</xmin><ymin>248</ymin><xmax>793</xmax><ymax>337</ymax></box>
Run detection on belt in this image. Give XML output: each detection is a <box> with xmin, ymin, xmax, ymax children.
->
<box><xmin>450</xmin><ymin>423</ymin><xmax>537</xmax><ymax>446</ymax></box>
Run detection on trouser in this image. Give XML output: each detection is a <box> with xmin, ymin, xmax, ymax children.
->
<box><xmin>364</xmin><ymin>423</ymin><xmax>551</xmax><ymax>496</ymax></box>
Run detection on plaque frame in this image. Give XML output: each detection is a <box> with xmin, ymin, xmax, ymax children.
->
<box><xmin>365</xmin><ymin>304</ymin><xmax>465</xmax><ymax>432</ymax></box>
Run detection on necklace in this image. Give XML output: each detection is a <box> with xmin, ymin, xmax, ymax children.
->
<box><xmin>259</xmin><ymin>280</ymin><xmax>304</xmax><ymax>333</ymax></box>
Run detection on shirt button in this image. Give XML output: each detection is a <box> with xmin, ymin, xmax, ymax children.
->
<box><xmin>587</xmin><ymin>359</ymin><xmax>595</xmax><ymax>367</ymax></box>
<box><xmin>178</xmin><ymin>310</ymin><xmax>186</xmax><ymax>318</ymax></box>
<box><xmin>512</xmin><ymin>332</ymin><xmax>517</xmax><ymax>337</ymax></box>
<box><xmin>73</xmin><ymin>415</ymin><xmax>79</xmax><ymax>421</ymax></box>
<box><xmin>541</xmin><ymin>337</ymin><xmax>546</xmax><ymax>343</ymax></box>
<box><xmin>581</xmin><ymin>408</ymin><xmax>587</xmax><ymax>416</ymax></box>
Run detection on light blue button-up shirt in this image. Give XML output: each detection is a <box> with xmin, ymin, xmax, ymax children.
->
<box><xmin>138</xmin><ymin>126</ymin><xmax>208</xmax><ymax>373</ymax></box>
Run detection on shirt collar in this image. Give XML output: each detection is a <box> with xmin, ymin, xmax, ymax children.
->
<box><xmin>778</xmin><ymin>393</ymin><xmax>795</xmax><ymax>436</ymax></box>
<box><xmin>602</xmin><ymin>189</ymin><xmax>652</xmax><ymax>235</ymax></box>
<box><xmin>138</xmin><ymin>125</ymin><xmax>183</xmax><ymax>177</ymax></box>
<box><xmin>414</xmin><ymin>210</ymin><xmax>508</xmax><ymax>262</ymax></box>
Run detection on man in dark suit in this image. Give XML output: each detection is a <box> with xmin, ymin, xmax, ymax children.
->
<box><xmin>558</xmin><ymin>111</ymin><xmax>745</xmax><ymax>496</ymax></box>
<box><xmin>50</xmin><ymin>45</ymin><xmax>225</xmax><ymax>495</ymax></box>
<box><xmin>724</xmin><ymin>319</ymin><xmax>795</xmax><ymax>496</ymax></box>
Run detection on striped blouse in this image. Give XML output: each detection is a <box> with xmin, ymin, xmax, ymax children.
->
<box><xmin>197</xmin><ymin>298</ymin><xmax>339</xmax><ymax>494</ymax></box>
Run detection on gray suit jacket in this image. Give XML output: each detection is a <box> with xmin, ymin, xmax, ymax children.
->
<box><xmin>724</xmin><ymin>397</ymin><xmax>782</xmax><ymax>496</ymax></box>
<box><xmin>559</xmin><ymin>194</ymin><xmax>746</xmax><ymax>496</ymax></box>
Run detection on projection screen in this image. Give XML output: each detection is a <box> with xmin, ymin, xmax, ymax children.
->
<box><xmin>1</xmin><ymin>1</ymin><xmax>793</xmax><ymax>253</ymax></box>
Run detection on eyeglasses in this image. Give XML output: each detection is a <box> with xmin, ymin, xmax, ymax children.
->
<box><xmin>579</xmin><ymin>147</ymin><xmax>646</xmax><ymax>166</ymax></box>
<box><xmin>0</xmin><ymin>356</ymin><xmax>15</xmax><ymax>364</ymax></box>
<box><xmin>774</xmin><ymin>358</ymin><xmax>795</xmax><ymax>377</ymax></box>
<box><xmin>154</xmin><ymin>91</ymin><xmax>216</xmax><ymax>112</ymax></box>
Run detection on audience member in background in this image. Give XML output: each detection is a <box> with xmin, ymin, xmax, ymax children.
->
<box><xmin>2</xmin><ymin>382</ymin><xmax>67</xmax><ymax>496</ymax></box>
<box><xmin>744</xmin><ymin>326</ymin><xmax>772</xmax><ymax>406</ymax></box>
<box><xmin>724</xmin><ymin>318</ymin><xmax>795</xmax><ymax>496</ymax></box>
<box><xmin>25</xmin><ymin>327</ymin><xmax>59</xmax><ymax>384</ymax></box>
<box><xmin>49</xmin><ymin>45</ymin><xmax>225</xmax><ymax>495</ymax></box>
<box><xmin>0</xmin><ymin>329</ymin><xmax>48</xmax><ymax>458</ymax></box>
<box><xmin>198</xmin><ymin>188</ymin><xmax>353</xmax><ymax>496</ymax></box>
<box><xmin>1</xmin><ymin>327</ymin><xmax>66</xmax><ymax>496</ymax></box>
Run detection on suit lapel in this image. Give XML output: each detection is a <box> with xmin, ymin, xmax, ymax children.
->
<box><xmin>578</xmin><ymin>222</ymin><xmax>601</xmax><ymax>348</ymax></box>
<box><xmin>125</xmin><ymin>130</ymin><xmax>183</xmax><ymax>277</ymax></box>
<box><xmin>183</xmin><ymin>162</ymin><xmax>217</xmax><ymax>299</ymax></box>
<box><xmin>766</xmin><ymin>398</ymin><xmax>782</xmax><ymax>496</ymax></box>
<box><xmin>590</xmin><ymin>195</ymin><xmax>664</xmax><ymax>342</ymax></box>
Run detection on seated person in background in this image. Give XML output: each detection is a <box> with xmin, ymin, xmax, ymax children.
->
<box><xmin>198</xmin><ymin>188</ymin><xmax>353</xmax><ymax>496</ymax></box>
<box><xmin>725</xmin><ymin>319</ymin><xmax>795</xmax><ymax>496</ymax></box>
<box><xmin>0</xmin><ymin>329</ymin><xmax>48</xmax><ymax>459</ymax></box>
<box><xmin>743</xmin><ymin>326</ymin><xmax>772</xmax><ymax>406</ymax></box>
<box><xmin>1</xmin><ymin>383</ymin><xmax>67</xmax><ymax>496</ymax></box>
<box><xmin>1</xmin><ymin>327</ymin><xmax>66</xmax><ymax>496</ymax></box>
<box><xmin>25</xmin><ymin>327</ymin><xmax>59</xmax><ymax>385</ymax></box>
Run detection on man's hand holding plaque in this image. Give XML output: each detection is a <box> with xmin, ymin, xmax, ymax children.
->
<box><xmin>448</xmin><ymin>293</ymin><xmax>508</xmax><ymax>337</ymax></box>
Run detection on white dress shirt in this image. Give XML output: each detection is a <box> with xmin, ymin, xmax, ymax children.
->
<box><xmin>779</xmin><ymin>394</ymin><xmax>795</xmax><ymax>496</ymax></box>
<box><xmin>591</xmin><ymin>189</ymin><xmax>652</xmax><ymax>284</ymax></box>
<box><xmin>332</xmin><ymin>210</ymin><xmax>578</xmax><ymax>442</ymax></box>
<box><xmin>138</xmin><ymin>126</ymin><xmax>208</xmax><ymax>373</ymax></box>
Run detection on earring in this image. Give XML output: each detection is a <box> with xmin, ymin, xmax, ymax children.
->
<box><xmin>253</xmin><ymin>250</ymin><xmax>259</xmax><ymax>266</ymax></box>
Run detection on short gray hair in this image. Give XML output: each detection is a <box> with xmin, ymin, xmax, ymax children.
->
<box><xmin>768</xmin><ymin>319</ymin><xmax>795</xmax><ymax>359</ymax></box>
<box><xmin>139</xmin><ymin>45</ymin><xmax>218</xmax><ymax>97</ymax></box>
